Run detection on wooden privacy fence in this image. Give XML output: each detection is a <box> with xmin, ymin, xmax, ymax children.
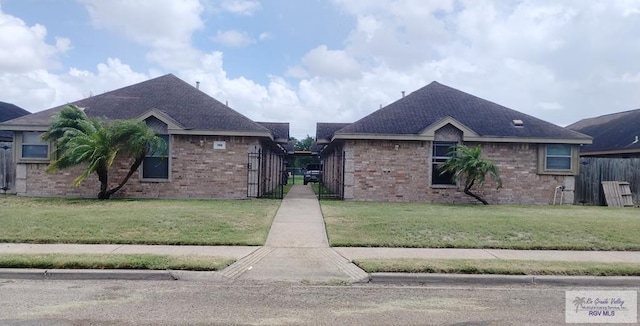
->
<box><xmin>575</xmin><ymin>157</ymin><xmax>640</xmax><ymax>206</ymax></box>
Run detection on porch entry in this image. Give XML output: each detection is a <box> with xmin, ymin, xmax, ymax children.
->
<box><xmin>247</xmin><ymin>149</ymin><xmax>286</xmax><ymax>199</ymax></box>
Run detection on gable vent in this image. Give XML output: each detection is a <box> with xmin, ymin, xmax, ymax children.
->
<box><xmin>512</xmin><ymin>119</ymin><xmax>524</xmax><ymax>127</ymax></box>
<box><xmin>145</xmin><ymin>116</ymin><xmax>168</xmax><ymax>134</ymax></box>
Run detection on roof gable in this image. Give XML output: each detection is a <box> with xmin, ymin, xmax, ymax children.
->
<box><xmin>256</xmin><ymin>122</ymin><xmax>290</xmax><ymax>143</ymax></box>
<box><xmin>335</xmin><ymin>82</ymin><xmax>591</xmax><ymax>143</ymax></box>
<box><xmin>316</xmin><ymin>122</ymin><xmax>350</xmax><ymax>143</ymax></box>
<box><xmin>567</xmin><ymin>108</ymin><xmax>640</xmax><ymax>154</ymax></box>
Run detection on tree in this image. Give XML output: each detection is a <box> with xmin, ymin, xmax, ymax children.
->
<box><xmin>294</xmin><ymin>135</ymin><xmax>314</xmax><ymax>151</ymax></box>
<box><xmin>42</xmin><ymin>105</ymin><xmax>166</xmax><ymax>199</ymax></box>
<box><xmin>289</xmin><ymin>135</ymin><xmax>318</xmax><ymax>168</ymax></box>
<box><xmin>438</xmin><ymin>144</ymin><xmax>502</xmax><ymax>205</ymax></box>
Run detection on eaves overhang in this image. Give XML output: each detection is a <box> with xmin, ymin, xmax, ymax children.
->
<box><xmin>332</xmin><ymin>133</ymin><xmax>592</xmax><ymax>144</ymax></box>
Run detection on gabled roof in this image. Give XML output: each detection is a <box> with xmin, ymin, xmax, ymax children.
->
<box><xmin>0</xmin><ymin>74</ymin><xmax>273</xmax><ymax>138</ymax></box>
<box><xmin>0</xmin><ymin>101</ymin><xmax>30</xmax><ymax>141</ymax></box>
<box><xmin>256</xmin><ymin>122</ymin><xmax>290</xmax><ymax>143</ymax></box>
<box><xmin>316</xmin><ymin>123</ymin><xmax>350</xmax><ymax>144</ymax></box>
<box><xmin>335</xmin><ymin>82</ymin><xmax>591</xmax><ymax>144</ymax></box>
<box><xmin>567</xmin><ymin>108</ymin><xmax>640</xmax><ymax>155</ymax></box>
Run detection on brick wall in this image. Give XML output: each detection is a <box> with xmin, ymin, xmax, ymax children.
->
<box><xmin>16</xmin><ymin>135</ymin><xmax>263</xmax><ymax>199</ymax></box>
<box><xmin>342</xmin><ymin>139</ymin><xmax>574</xmax><ymax>204</ymax></box>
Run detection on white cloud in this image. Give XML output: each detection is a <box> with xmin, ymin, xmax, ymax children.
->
<box><xmin>301</xmin><ymin>45</ymin><xmax>362</xmax><ymax>79</ymax></box>
<box><xmin>258</xmin><ymin>32</ymin><xmax>271</xmax><ymax>41</ymax></box>
<box><xmin>217</xmin><ymin>0</ymin><xmax>261</xmax><ymax>15</ymax></box>
<box><xmin>212</xmin><ymin>29</ymin><xmax>254</xmax><ymax>48</ymax></box>
<box><xmin>79</xmin><ymin>0</ymin><xmax>203</xmax><ymax>47</ymax></box>
<box><xmin>0</xmin><ymin>9</ymin><xmax>70</xmax><ymax>73</ymax></box>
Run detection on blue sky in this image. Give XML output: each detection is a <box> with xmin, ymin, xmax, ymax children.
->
<box><xmin>1</xmin><ymin>0</ymin><xmax>640</xmax><ymax>139</ymax></box>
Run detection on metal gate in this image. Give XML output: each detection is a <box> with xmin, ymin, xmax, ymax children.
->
<box><xmin>247</xmin><ymin>150</ymin><xmax>285</xmax><ymax>199</ymax></box>
<box><xmin>319</xmin><ymin>151</ymin><xmax>345</xmax><ymax>200</ymax></box>
<box><xmin>0</xmin><ymin>143</ymin><xmax>13</xmax><ymax>193</ymax></box>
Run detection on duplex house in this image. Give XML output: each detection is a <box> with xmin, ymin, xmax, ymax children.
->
<box><xmin>0</xmin><ymin>74</ymin><xmax>288</xmax><ymax>199</ymax></box>
<box><xmin>319</xmin><ymin>82</ymin><xmax>592</xmax><ymax>204</ymax></box>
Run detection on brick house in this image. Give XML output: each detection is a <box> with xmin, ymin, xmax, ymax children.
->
<box><xmin>318</xmin><ymin>82</ymin><xmax>592</xmax><ymax>204</ymax></box>
<box><xmin>0</xmin><ymin>74</ymin><xmax>288</xmax><ymax>199</ymax></box>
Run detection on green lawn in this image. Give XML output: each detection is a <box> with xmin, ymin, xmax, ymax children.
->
<box><xmin>0</xmin><ymin>196</ymin><xmax>280</xmax><ymax>245</ymax></box>
<box><xmin>355</xmin><ymin>258</ymin><xmax>640</xmax><ymax>276</ymax></box>
<box><xmin>322</xmin><ymin>202</ymin><xmax>640</xmax><ymax>250</ymax></box>
<box><xmin>0</xmin><ymin>253</ymin><xmax>234</xmax><ymax>271</ymax></box>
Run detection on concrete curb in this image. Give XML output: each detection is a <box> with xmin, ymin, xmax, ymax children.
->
<box><xmin>0</xmin><ymin>269</ymin><xmax>177</xmax><ymax>281</ymax></box>
<box><xmin>370</xmin><ymin>273</ymin><xmax>640</xmax><ymax>287</ymax></box>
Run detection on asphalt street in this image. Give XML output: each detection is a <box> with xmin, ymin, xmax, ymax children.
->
<box><xmin>1</xmin><ymin>279</ymin><xmax>637</xmax><ymax>325</ymax></box>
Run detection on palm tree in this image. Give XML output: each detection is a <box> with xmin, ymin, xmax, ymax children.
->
<box><xmin>438</xmin><ymin>144</ymin><xmax>502</xmax><ymax>205</ymax></box>
<box><xmin>42</xmin><ymin>105</ymin><xmax>165</xmax><ymax>199</ymax></box>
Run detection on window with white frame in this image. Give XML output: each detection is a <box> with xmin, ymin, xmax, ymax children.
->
<box><xmin>432</xmin><ymin>142</ymin><xmax>457</xmax><ymax>185</ymax></box>
<box><xmin>21</xmin><ymin>132</ymin><xmax>49</xmax><ymax>159</ymax></box>
<box><xmin>142</xmin><ymin>135</ymin><xmax>169</xmax><ymax>180</ymax></box>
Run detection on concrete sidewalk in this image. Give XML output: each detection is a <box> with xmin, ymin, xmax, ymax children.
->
<box><xmin>3</xmin><ymin>243</ymin><xmax>638</xmax><ymax>264</ymax></box>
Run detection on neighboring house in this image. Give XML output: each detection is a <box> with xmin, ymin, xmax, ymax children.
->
<box><xmin>567</xmin><ymin>108</ymin><xmax>640</xmax><ymax>157</ymax></box>
<box><xmin>567</xmin><ymin>109</ymin><xmax>640</xmax><ymax>205</ymax></box>
<box><xmin>0</xmin><ymin>101</ymin><xmax>30</xmax><ymax>142</ymax></box>
<box><xmin>0</xmin><ymin>102</ymin><xmax>30</xmax><ymax>192</ymax></box>
<box><xmin>319</xmin><ymin>82</ymin><xmax>592</xmax><ymax>204</ymax></box>
<box><xmin>0</xmin><ymin>74</ymin><xmax>288</xmax><ymax>199</ymax></box>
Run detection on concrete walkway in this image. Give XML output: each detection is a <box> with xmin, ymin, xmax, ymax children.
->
<box><xmin>220</xmin><ymin>185</ymin><xmax>369</xmax><ymax>282</ymax></box>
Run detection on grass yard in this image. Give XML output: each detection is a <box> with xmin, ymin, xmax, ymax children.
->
<box><xmin>322</xmin><ymin>202</ymin><xmax>640</xmax><ymax>250</ymax></box>
<box><xmin>355</xmin><ymin>258</ymin><xmax>640</xmax><ymax>276</ymax></box>
<box><xmin>0</xmin><ymin>253</ymin><xmax>234</xmax><ymax>271</ymax></box>
<box><xmin>0</xmin><ymin>196</ymin><xmax>280</xmax><ymax>245</ymax></box>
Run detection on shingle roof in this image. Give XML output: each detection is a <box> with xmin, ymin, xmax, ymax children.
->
<box><xmin>0</xmin><ymin>101</ymin><xmax>30</xmax><ymax>141</ymax></box>
<box><xmin>336</xmin><ymin>82</ymin><xmax>591</xmax><ymax>141</ymax></box>
<box><xmin>316</xmin><ymin>123</ymin><xmax>350</xmax><ymax>142</ymax></box>
<box><xmin>256</xmin><ymin>122</ymin><xmax>290</xmax><ymax>142</ymax></box>
<box><xmin>0</xmin><ymin>74</ymin><xmax>271</xmax><ymax>136</ymax></box>
<box><xmin>567</xmin><ymin>108</ymin><xmax>640</xmax><ymax>154</ymax></box>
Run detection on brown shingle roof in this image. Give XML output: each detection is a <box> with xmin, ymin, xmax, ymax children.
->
<box><xmin>567</xmin><ymin>108</ymin><xmax>640</xmax><ymax>154</ymax></box>
<box><xmin>316</xmin><ymin>123</ymin><xmax>350</xmax><ymax>143</ymax></box>
<box><xmin>0</xmin><ymin>74</ymin><xmax>271</xmax><ymax>136</ymax></box>
<box><xmin>336</xmin><ymin>82</ymin><xmax>591</xmax><ymax>141</ymax></box>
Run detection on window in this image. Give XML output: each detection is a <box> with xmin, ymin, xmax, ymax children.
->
<box><xmin>142</xmin><ymin>135</ymin><xmax>169</xmax><ymax>180</ymax></box>
<box><xmin>432</xmin><ymin>142</ymin><xmax>457</xmax><ymax>186</ymax></box>
<box><xmin>537</xmin><ymin>144</ymin><xmax>577</xmax><ymax>175</ymax></box>
<box><xmin>21</xmin><ymin>132</ymin><xmax>49</xmax><ymax>159</ymax></box>
<box><xmin>545</xmin><ymin>144</ymin><xmax>571</xmax><ymax>170</ymax></box>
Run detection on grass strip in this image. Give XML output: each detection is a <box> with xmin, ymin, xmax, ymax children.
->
<box><xmin>0</xmin><ymin>254</ymin><xmax>235</xmax><ymax>271</ymax></box>
<box><xmin>354</xmin><ymin>258</ymin><xmax>640</xmax><ymax>276</ymax></box>
<box><xmin>322</xmin><ymin>202</ymin><xmax>640</xmax><ymax>250</ymax></box>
